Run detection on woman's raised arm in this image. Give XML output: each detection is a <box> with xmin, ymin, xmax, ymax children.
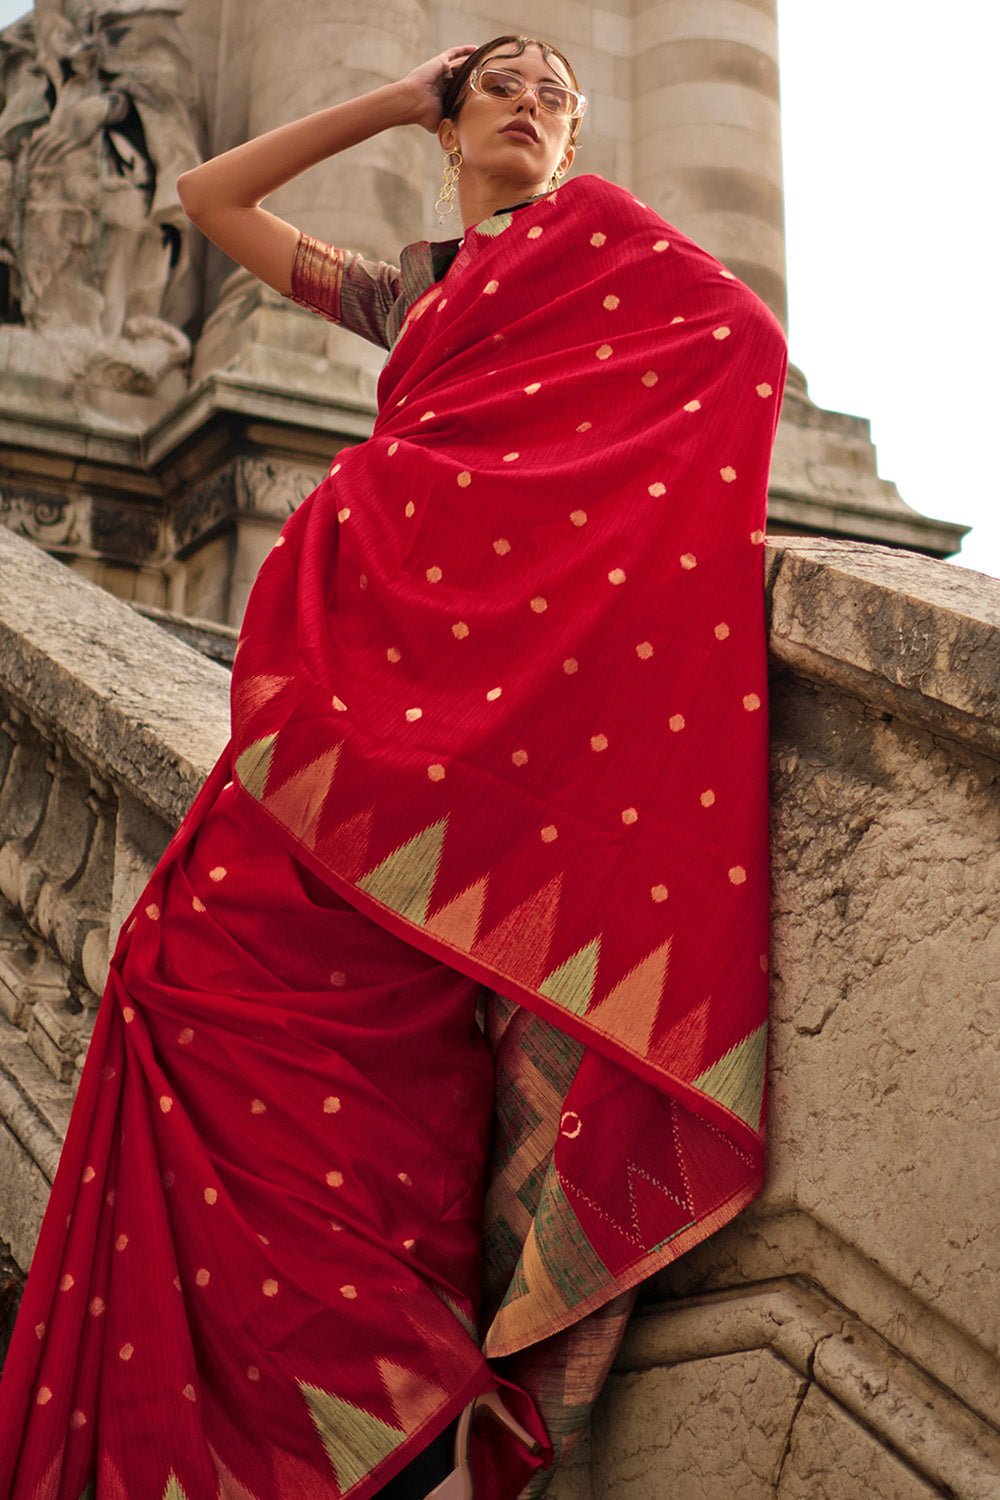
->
<box><xmin>176</xmin><ymin>46</ymin><xmax>474</xmax><ymax>294</ymax></box>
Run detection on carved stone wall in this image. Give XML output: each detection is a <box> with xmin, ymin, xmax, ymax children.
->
<box><xmin>0</xmin><ymin>523</ymin><xmax>228</xmax><ymax>1268</ymax></box>
<box><xmin>2</xmin><ymin>523</ymin><xmax>999</xmax><ymax>1494</ymax></box>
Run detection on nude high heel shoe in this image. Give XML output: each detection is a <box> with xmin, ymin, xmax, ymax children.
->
<box><xmin>424</xmin><ymin>1389</ymin><xmax>543</xmax><ymax>1500</ymax></box>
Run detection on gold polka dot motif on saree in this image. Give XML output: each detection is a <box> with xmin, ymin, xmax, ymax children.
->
<box><xmin>524</xmin><ymin>382</ymin><xmax>541</xmax><ymax>394</ymax></box>
<box><xmin>720</xmin><ymin>467</ymin><xmax>737</xmax><ymax>483</ymax></box>
<box><xmin>648</xmin><ymin>483</ymin><xmax>666</xmax><ymax>497</ymax></box>
<box><xmin>323</xmin><ymin>1096</ymin><xmax>341</xmax><ymax>1113</ymax></box>
<box><xmin>204</xmin><ymin>1186</ymin><xmax>218</xmax><ymax>1204</ymax></box>
<box><xmin>512</xmin><ymin>749</ymin><xmax>528</xmax><ymax>766</ymax></box>
<box><xmin>595</xmin><ymin>344</ymin><xmax>613</xmax><ymax>360</ymax></box>
<box><xmin>608</xmin><ymin>568</ymin><xmax>626</xmax><ymax>585</ymax></box>
<box><xmin>493</xmin><ymin>538</ymin><xmax>511</xmax><ymax>555</ymax></box>
<box><xmin>743</xmin><ymin>694</ymin><xmax>762</xmax><ymax>712</ymax></box>
<box><xmin>591</xmin><ymin>734</ymin><xmax>608</xmax><ymax>752</ymax></box>
<box><xmin>729</xmin><ymin>866</ymin><xmax>748</xmax><ymax>885</ymax></box>
<box><xmin>751</xmin><ymin>529</ymin><xmax>765</xmax><ymax>544</ymax></box>
<box><xmin>651</xmin><ymin>884</ymin><xmax>668</xmax><ymax>903</ymax></box>
<box><xmin>145</xmin><ymin>902</ymin><xmax>159</xmax><ymax>920</ymax></box>
<box><xmin>570</xmin><ymin>510</ymin><xmax>587</xmax><ymax>526</ymax></box>
<box><xmin>715</xmin><ymin>622</ymin><xmax>731</xmax><ymax>640</ymax></box>
<box><xmin>669</xmin><ymin>714</ymin><xmax>685</xmax><ymax>732</ymax></box>
<box><xmin>680</xmin><ymin>554</ymin><xmax>697</xmax><ymax>570</ymax></box>
<box><xmin>684</xmin><ymin>400</ymin><xmax>701</xmax><ymax>413</ymax></box>
<box><xmin>386</xmin><ymin>646</ymin><xmax>402</xmax><ymax>663</ymax></box>
<box><xmin>636</xmin><ymin>641</ymin><xmax>653</xmax><ymax>659</ymax></box>
<box><xmin>563</xmin><ymin>658</ymin><xmax>578</xmax><ymax>675</ymax></box>
<box><xmin>603</xmin><ymin>294</ymin><xmax>620</xmax><ymax>310</ymax></box>
<box><xmin>425</xmin><ymin>566</ymin><xmax>443</xmax><ymax>583</ymax></box>
<box><xmin>427</xmin><ymin>764</ymin><xmax>446</xmax><ymax>782</ymax></box>
<box><xmin>701</xmin><ymin>790</ymin><xmax>716</xmax><ymax>808</ymax></box>
<box><xmin>541</xmin><ymin>826</ymin><xmax>558</xmax><ymax>843</ymax></box>
<box><xmin>590</xmin><ymin>231</ymin><xmax>606</xmax><ymax>246</ymax></box>
<box><xmin>527</xmin><ymin>225</ymin><xmax>543</xmax><ymax>239</ymax></box>
<box><xmin>576</xmin><ymin>420</ymin><xmax>592</xmax><ymax>432</ymax></box>
<box><xmin>457</xmin><ymin>471</ymin><xmax>472</xmax><ymax>487</ymax></box>
<box><xmin>653</xmin><ymin>239</ymin><xmax>669</xmax><ymax>252</ymax></box>
<box><xmin>756</xmin><ymin>383</ymin><xmax>773</xmax><ymax>398</ymax></box>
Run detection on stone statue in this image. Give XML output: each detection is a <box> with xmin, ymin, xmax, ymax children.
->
<box><xmin>0</xmin><ymin>0</ymin><xmax>203</xmax><ymax>398</ymax></box>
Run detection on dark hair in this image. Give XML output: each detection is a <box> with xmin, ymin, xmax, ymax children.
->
<box><xmin>440</xmin><ymin>35</ymin><xmax>584</xmax><ymax>143</ymax></box>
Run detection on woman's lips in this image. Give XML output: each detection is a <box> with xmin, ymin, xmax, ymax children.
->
<box><xmin>501</xmin><ymin>123</ymin><xmax>539</xmax><ymax>144</ymax></box>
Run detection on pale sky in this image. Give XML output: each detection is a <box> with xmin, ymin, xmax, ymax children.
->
<box><xmin>1</xmin><ymin>1</ymin><xmax>996</xmax><ymax>579</ymax></box>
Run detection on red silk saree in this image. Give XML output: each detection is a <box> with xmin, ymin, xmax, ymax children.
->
<box><xmin>0</xmin><ymin>175</ymin><xmax>786</xmax><ymax>1499</ymax></box>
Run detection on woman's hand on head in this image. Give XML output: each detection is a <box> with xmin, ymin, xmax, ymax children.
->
<box><xmin>401</xmin><ymin>46</ymin><xmax>476</xmax><ymax>132</ymax></box>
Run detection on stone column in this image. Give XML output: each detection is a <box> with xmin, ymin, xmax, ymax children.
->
<box><xmin>244</xmin><ymin>0</ymin><xmax>428</xmax><ymax>258</ymax></box>
<box><xmin>190</xmin><ymin>0</ymin><xmax>430</xmax><ymax>377</ymax></box>
<box><xmin>632</xmin><ymin>0</ymin><xmax>786</xmax><ymax>327</ymax></box>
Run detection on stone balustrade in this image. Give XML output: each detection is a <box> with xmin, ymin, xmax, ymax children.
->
<box><xmin>2</xmin><ymin>524</ymin><xmax>999</xmax><ymax>1495</ymax></box>
<box><xmin>0</xmin><ymin>526</ymin><xmax>229</xmax><ymax>1268</ymax></box>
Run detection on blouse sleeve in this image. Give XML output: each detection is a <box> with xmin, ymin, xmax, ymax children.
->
<box><xmin>285</xmin><ymin>232</ymin><xmax>402</xmax><ymax>351</ymax></box>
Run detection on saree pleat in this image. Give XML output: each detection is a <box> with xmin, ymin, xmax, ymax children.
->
<box><xmin>0</xmin><ymin>774</ymin><xmax>549</xmax><ymax>1500</ymax></box>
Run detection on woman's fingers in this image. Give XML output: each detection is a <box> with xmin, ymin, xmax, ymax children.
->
<box><xmin>404</xmin><ymin>45</ymin><xmax>477</xmax><ymax>130</ymax></box>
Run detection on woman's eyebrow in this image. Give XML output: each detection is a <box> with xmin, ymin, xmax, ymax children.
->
<box><xmin>483</xmin><ymin>56</ymin><xmax>570</xmax><ymax>86</ymax></box>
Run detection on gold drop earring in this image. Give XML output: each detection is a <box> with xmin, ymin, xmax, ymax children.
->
<box><xmin>435</xmin><ymin>150</ymin><xmax>462</xmax><ymax>222</ymax></box>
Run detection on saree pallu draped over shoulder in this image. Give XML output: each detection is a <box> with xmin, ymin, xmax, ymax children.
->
<box><xmin>0</xmin><ymin>176</ymin><xmax>786</xmax><ymax>1500</ymax></box>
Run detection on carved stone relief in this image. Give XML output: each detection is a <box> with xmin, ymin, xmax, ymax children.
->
<box><xmin>0</xmin><ymin>482</ymin><xmax>161</xmax><ymax>558</ymax></box>
<box><xmin>0</xmin><ymin>0</ymin><xmax>203</xmax><ymax>399</ymax></box>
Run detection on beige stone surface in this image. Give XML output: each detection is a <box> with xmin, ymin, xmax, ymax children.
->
<box><xmin>0</xmin><ymin>527</ymin><xmax>228</xmax><ymax>825</ymax></box>
<box><xmin>776</xmin><ymin>1386</ymin><xmax>943</xmax><ymax>1500</ymax></box>
<box><xmin>591</xmin><ymin>1350</ymin><xmax>806</xmax><ymax>1499</ymax></box>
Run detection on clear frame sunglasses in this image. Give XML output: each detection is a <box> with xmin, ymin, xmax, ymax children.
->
<box><xmin>469</xmin><ymin>67</ymin><xmax>588</xmax><ymax>121</ymax></box>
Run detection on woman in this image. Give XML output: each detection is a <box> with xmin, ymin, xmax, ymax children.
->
<box><xmin>0</xmin><ymin>35</ymin><xmax>787</xmax><ymax>1500</ymax></box>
